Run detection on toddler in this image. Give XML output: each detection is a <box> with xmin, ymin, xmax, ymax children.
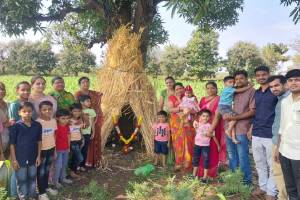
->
<box><xmin>192</xmin><ymin>109</ymin><xmax>220</xmax><ymax>182</ymax></box>
<box><xmin>219</xmin><ymin>76</ymin><xmax>253</xmax><ymax>144</ymax></box>
<box><xmin>152</xmin><ymin>110</ymin><xmax>170</xmax><ymax>167</ymax></box>
<box><xmin>179</xmin><ymin>85</ymin><xmax>199</xmax><ymax>121</ymax></box>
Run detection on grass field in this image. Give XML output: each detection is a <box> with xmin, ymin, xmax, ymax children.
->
<box><xmin>0</xmin><ymin>75</ymin><xmax>224</xmax><ymax>102</ymax></box>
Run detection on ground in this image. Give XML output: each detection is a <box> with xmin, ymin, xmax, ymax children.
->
<box><xmin>55</xmin><ymin>146</ymin><xmax>265</xmax><ymax>200</ymax></box>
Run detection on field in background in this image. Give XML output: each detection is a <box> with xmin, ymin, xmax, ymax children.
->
<box><xmin>0</xmin><ymin>75</ymin><xmax>223</xmax><ymax>102</ymax></box>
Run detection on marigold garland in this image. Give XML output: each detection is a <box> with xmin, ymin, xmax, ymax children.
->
<box><xmin>112</xmin><ymin>115</ymin><xmax>142</xmax><ymax>153</ymax></box>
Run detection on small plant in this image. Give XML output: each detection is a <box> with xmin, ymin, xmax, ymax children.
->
<box><xmin>217</xmin><ymin>169</ymin><xmax>252</xmax><ymax>200</ymax></box>
<box><xmin>0</xmin><ymin>187</ymin><xmax>9</xmax><ymax>200</ymax></box>
<box><xmin>79</xmin><ymin>180</ymin><xmax>110</xmax><ymax>200</ymax></box>
<box><xmin>126</xmin><ymin>182</ymin><xmax>152</xmax><ymax>200</ymax></box>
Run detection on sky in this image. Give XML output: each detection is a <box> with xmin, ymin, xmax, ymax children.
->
<box><xmin>0</xmin><ymin>0</ymin><xmax>299</xmax><ymax>61</ymax></box>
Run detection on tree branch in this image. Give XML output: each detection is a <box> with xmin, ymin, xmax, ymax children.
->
<box><xmin>35</xmin><ymin>7</ymin><xmax>83</xmax><ymax>22</ymax></box>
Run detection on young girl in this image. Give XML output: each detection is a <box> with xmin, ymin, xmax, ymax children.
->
<box><xmin>192</xmin><ymin>109</ymin><xmax>220</xmax><ymax>182</ymax></box>
<box><xmin>69</xmin><ymin>103</ymin><xmax>84</xmax><ymax>178</ymax></box>
<box><xmin>9</xmin><ymin>102</ymin><xmax>42</xmax><ymax>199</ymax></box>
<box><xmin>179</xmin><ymin>85</ymin><xmax>199</xmax><ymax>121</ymax></box>
<box><xmin>36</xmin><ymin>101</ymin><xmax>58</xmax><ymax>200</ymax></box>
<box><xmin>152</xmin><ymin>110</ymin><xmax>170</xmax><ymax>167</ymax></box>
<box><xmin>53</xmin><ymin>109</ymin><xmax>72</xmax><ymax>189</ymax></box>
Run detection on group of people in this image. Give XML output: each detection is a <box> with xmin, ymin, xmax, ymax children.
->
<box><xmin>0</xmin><ymin>76</ymin><xmax>103</xmax><ymax>200</ymax></box>
<box><xmin>154</xmin><ymin>67</ymin><xmax>300</xmax><ymax>200</ymax></box>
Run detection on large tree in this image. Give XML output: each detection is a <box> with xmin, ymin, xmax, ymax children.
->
<box><xmin>226</xmin><ymin>41</ymin><xmax>264</xmax><ymax>76</ymax></box>
<box><xmin>262</xmin><ymin>43</ymin><xmax>289</xmax><ymax>72</ymax></box>
<box><xmin>0</xmin><ymin>0</ymin><xmax>244</xmax><ymax>65</ymax></box>
<box><xmin>186</xmin><ymin>28</ymin><xmax>219</xmax><ymax>80</ymax></box>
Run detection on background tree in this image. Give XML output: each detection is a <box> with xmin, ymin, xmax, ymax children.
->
<box><xmin>291</xmin><ymin>39</ymin><xmax>300</xmax><ymax>67</ymax></box>
<box><xmin>3</xmin><ymin>40</ymin><xmax>56</xmax><ymax>75</ymax></box>
<box><xmin>0</xmin><ymin>0</ymin><xmax>244</xmax><ymax>65</ymax></box>
<box><xmin>185</xmin><ymin>28</ymin><xmax>219</xmax><ymax>80</ymax></box>
<box><xmin>145</xmin><ymin>48</ymin><xmax>162</xmax><ymax>77</ymax></box>
<box><xmin>262</xmin><ymin>43</ymin><xmax>289</xmax><ymax>72</ymax></box>
<box><xmin>0</xmin><ymin>42</ymin><xmax>9</xmax><ymax>74</ymax></box>
<box><xmin>54</xmin><ymin>46</ymin><xmax>96</xmax><ymax>76</ymax></box>
<box><xmin>226</xmin><ymin>41</ymin><xmax>264</xmax><ymax>77</ymax></box>
<box><xmin>160</xmin><ymin>45</ymin><xmax>187</xmax><ymax>78</ymax></box>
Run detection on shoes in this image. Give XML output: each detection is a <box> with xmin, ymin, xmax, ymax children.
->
<box><xmin>39</xmin><ymin>193</ymin><xmax>49</xmax><ymax>200</ymax></box>
<box><xmin>62</xmin><ymin>178</ymin><xmax>73</xmax><ymax>184</ymax></box>
<box><xmin>46</xmin><ymin>188</ymin><xmax>58</xmax><ymax>196</ymax></box>
<box><xmin>54</xmin><ymin>182</ymin><xmax>63</xmax><ymax>189</ymax></box>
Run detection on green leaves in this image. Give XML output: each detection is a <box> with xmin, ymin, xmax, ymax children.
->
<box><xmin>281</xmin><ymin>0</ymin><xmax>300</xmax><ymax>24</ymax></box>
<box><xmin>262</xmin><ymin>43</ymin><xmax>289</xmax><ymax>72</ymax></box>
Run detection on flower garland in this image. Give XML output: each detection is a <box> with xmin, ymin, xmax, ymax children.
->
<box><xmin>112</xmin><ymin>115</ymin><xmax>142</xmax><ymax>153</ymax></box>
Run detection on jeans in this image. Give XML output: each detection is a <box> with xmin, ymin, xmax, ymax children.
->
<box><xmin>272</xmin><ymin>146</ymin><xmax>287</xmax><ymax>200</ymax></box>
<box><xmin>80</xmin><ymin>134</ymin><xmax>91</xmax><ymax>167</ymax></box>
<box><xmin>192</xmin><ymin>145</ymin><xmax>210</xmax><ymax>168</ymax></box>
<box><xmin>15</xmin><ymin>164</ymin><xmax>37</xmax><ymax>200</ymax></box>
<box><xmin>37</xmin><ymin>148</ymin><xmax>54</xmax><ymax>194</ymax></box>
<box><xmin>279</xmin><ymin>153</ymin><xmax>300</xmax><ymax>200</ymax></box>
<box><xmin>54</xmin><ymin>150</ymin><xmax>69</xmax><ymax>184</ymax></box>
<box><xmin>226</xmin><ymin>134</ymin><xmax>252</xmax><ymax>185</ymax></box>
<box><xmin>70</xmin><ymin>141</ymin><xmax>84</xmax><ymax>172</ymax></box>
<box><xmin>252</xmin><ymin>136</ymin><xmax>277</xmax><ymax>196</ymax></box>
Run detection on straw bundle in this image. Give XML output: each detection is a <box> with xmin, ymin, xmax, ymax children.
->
<box><xmin>97</xmin><ymin>25</ymin><xmax>158</xmax><ymax>155</ymax></box>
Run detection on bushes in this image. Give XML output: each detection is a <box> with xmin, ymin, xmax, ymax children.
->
<box><xmin>79</xmin><ymin>180</ymin><xmax>110</xmax><ymax>200</ymax></box>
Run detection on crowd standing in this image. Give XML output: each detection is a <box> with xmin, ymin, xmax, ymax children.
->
<box><xmin>0</xmin><ymin>67</ymin><xmax>300</xmax><ymax>200</ymax></box>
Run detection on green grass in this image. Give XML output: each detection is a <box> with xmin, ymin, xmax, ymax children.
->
<box><xmin>0</xmin><ymin>75</ymin><xmax>224</xmax><ymax>102</ymax></box>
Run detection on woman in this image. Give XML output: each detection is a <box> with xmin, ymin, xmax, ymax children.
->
<box><xmin>29</xmin><ymin>76</ymin><xmax>57</xmax><ymax>118</ymax></box>
<box><xmin>0</xmin><ymin>82</ymin><xmax>9</xmax><ymax>160</ymax></box>
<box><xmin>49</xmin><ymin>76</ymin><xmax>75</xmax><ymax>110</ymax></box>
<box><xmin>159</xmin><ymin>76</ymin><xmax>175</xmax><ymax>112</ymax></box>
<box><xmin>197</xmin><ymin>81</ymin><xmax>226</xmax><ymax>178</ymax></box>
<box><xmin>168</xmin><ymin>82</ymin><xmax>195</xmax><ymax>171</ymax></box>
<box><xmin>74</xmin><ymin>77</ymin><xmax>103</xmax><ymax>168</ymax></box>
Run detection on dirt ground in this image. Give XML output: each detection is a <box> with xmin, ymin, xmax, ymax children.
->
<box><xmin>55</xmin><ymin>147</ymin><xmax>266</xmax><ymax>200</ymax></box>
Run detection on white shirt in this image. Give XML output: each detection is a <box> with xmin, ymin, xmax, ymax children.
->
<box><xmin>279</xmin><ymin>93</ymin><xmax>300</xmax><ymax>160</ymax></box>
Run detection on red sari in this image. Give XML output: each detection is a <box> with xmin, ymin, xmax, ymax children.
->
<box><xmin>74</xmin><ymin>90</ymin><xmax>103</xmax><ymax>167</ymax></box>
<box><xmin>197</xmin><ymin>96</ymin><xmax>226</xmax><ymax>178</ymax></box>
<box><xmin>169</xmin><ymin>95</ymin><xmax>195</xmax><ymax>170</ymax></box>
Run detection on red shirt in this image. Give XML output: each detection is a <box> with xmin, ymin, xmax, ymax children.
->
<box><xmin>55</xmin><ymin>124</ymin><xmax>70</xmax><ymax>151</ymax></box>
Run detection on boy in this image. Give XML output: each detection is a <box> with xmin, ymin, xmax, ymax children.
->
<box><xmin>78</xmin><ymin>95</ymin><xmax>96</xmax><ymax>170</ymax></box>
<box><xmin>69</xmin><ymin>103</ymin><xmax>84</xmax><ymax>178</ymax></box>
<box><xmin>218</xmin><ymin>76</ymin><xmax>253</xmax><ymax>143</ymax></box>
<box><xmin>152</xmin><ymin>110</ymin><xmax>170</xmax><ymax>167</ymax></box>
<box><xmin>36</xmin><ymin>101</ymin><xmax>58</xmax><ymax>200</ymax></box>
<box><xmin>9</xmin><ymin>102</ymin><xmax>42</xmax><ymax>200</ymax></box>
<box><xmin>53</xmin><ymin>109</ymin><xmax>72</xmax><ymax>189</ymax></box>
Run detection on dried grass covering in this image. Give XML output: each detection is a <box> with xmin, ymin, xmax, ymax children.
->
<box><xmin>97</xmin><ymin>25</ymin><xmax>158</xmax><ymax>154</ymax></box>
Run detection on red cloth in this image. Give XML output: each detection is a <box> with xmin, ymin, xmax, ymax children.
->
<box><xmin>197</xmin><ymin>96</ymin><xmax>226</xmax><ymax>178</ymax></box>
<box><xmin>55</xmin><ymin>124</ymin><xmax>70</xmax><ymax>151</ymax></box>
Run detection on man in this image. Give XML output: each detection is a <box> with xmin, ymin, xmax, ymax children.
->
<box><xmin>275</xmin><ymin>69</ymin><xmax>300</xmax><ymax>200</ymax></box>
<box><xmin>49</xmin><ymin>76</ymin><xmax>76</xmax><ymax>110</ymax></box>
<box><xmin>250</xmin><ymin>66</ymin><xmax>278</xmax><ymax>200</ymax></box>
<box><xmin>268</xmin><ymin>75</ymin><xmax>289</xmax><ymax>200</ymax></box>
<box><xmin>209</xmin><ymin>70</ymin><xmax>255</xmax><ymax>185</ymax></box>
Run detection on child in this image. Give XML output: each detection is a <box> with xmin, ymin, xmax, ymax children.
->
<box><xmin>152</xmin><ymin>110</ymin><xmax>170</xmax><ymax>167</ymax></box>
<box><xmin>179</xmin><ymin>85</ymin><xmax>199</xmax><ymax>122</ymax></box>
<box><xmin>9</xmin><ymin>102</ymin><xmax>42</xmax><ymax>200</ymax></box>
<box><xmin>53</xmin><ymin>109</ymin><xmax>73</xmax><ymax>189</ymax></box>
<box><xmin>36</xmin><ymin>101</ymin><xmax>58</xmax><ymax>200</ymax></box>
<box><xmin>8</xmin><ymin>81</ymin><xmax>32</xmax><ymax>124</ymax></box>
<box><xmin>192</xmin><ymin>109</ymin><xmax>220</xmax><ymax>182</ymax></box>
<box><xmin>69</xmin><ymin>103</ymin><xmax>84</xmax><ymax>178</ymax></box>
<box><xmin>218</xmin><ymin>76</ymin><xmax>253</xmax><ymax>144</ymax></box>
<box><xmin>78</xmin><ymin>95</ymin><xmax>96</xmax><ymax>171</ymax></box>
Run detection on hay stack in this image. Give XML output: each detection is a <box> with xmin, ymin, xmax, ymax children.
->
<box><xmin>97</xmin><ymin>25</ymin><xmax>158</xmax><ymax>154</ymax></box>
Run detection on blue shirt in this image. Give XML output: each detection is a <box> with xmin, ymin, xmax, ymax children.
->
<box><xmin>8</xmin><ymin>100</ymin><xmax>38</xmax><ymax>121</ymax></box>
<box><xmin>219</xmin><ymin>86</ymin><xmax>236</xmax><ymax>105</ymax></box>
<box><xmin>272</xmin><ymin>91</ymin><xmax>290</xmax><ymax>145</ymax></box>
<box><xmin>9</xmin><ymin>120</ymin><xmax>42</xmax><ymax>167</ymax></box>
<box><xmin>252</xmin><ymin>87</ymin><xmax>278</xmax><ymax>138</ymax></box>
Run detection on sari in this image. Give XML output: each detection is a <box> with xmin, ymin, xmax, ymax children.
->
<box><xmin>169</xmin><ymin>95</ymin><xmax>195</xmax><ymax>170</ymax></box>
<box><xmin>74</xmin><ymin>90</ymin><xmax>103</xmax><ymax>167</ymax></box>
<box><xmin>49</xmin><ymin>90</ymin><xmax>75</xmax><ymax>110</ymax></box>
<box><xmin>197</xmin><ymin>96</ymin><xmax>226</xmax><ymax>178</ymax></box>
